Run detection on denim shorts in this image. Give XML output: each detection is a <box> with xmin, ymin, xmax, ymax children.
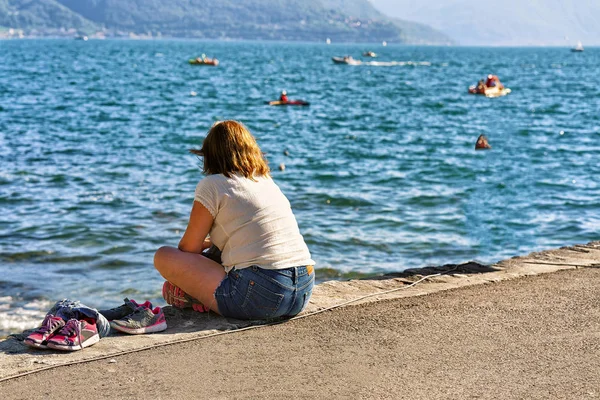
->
<box><xmin>214</xmin><ymin>265</ymin><xmax>315</xmax><ymax>320</ymax></box>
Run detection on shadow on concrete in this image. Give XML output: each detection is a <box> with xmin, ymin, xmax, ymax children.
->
<box><xmin>368</xmin><ymin>261</ymin><xmax>500</xmax><ymax>281</ymax></box>
<box><xmin>0</xmin><ymin>306</ymin><xmax>257</xmax><ymax>358</ymax></box>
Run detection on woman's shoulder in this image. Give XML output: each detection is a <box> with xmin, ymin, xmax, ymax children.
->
<box><xmin>196</xmin><ymin>174</ymin><xmax>229</xmax><ymax>192</ymax></box>
<box><xmin>200</xmin><ymin>173</ymin><xmax>274</xmax><ymax>188</ymax></box>
<box><xmin>201</xmin><ymin>174</ymin><xmax>228</xmax><ymax>182</ymax></box>
<box><xmin>230</xmin><ymin>173</ymin><xmax>274</xmax><ymax>184</ymax></box>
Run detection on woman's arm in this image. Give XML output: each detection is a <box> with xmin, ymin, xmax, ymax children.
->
<box><xmin>178</xmin><ymin>201</ymin><xmax>215</xmax><ymax>253</ymax></box>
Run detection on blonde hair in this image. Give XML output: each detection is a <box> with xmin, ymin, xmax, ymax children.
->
<box><xmin>190</xmin><ymin>120</ymin><xmax>270</xmax><ymax>179</ymax></box>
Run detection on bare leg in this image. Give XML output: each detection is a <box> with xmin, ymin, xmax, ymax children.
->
<box><xmin>154</xmin><ymin>246</ymin><xmax>226</xmax><ymax>314</ymax></box>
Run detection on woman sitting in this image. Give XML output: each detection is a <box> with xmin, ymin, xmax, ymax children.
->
<box><xmin>154</xmin><ymin>120</ymin><xmax>315</xmax><ymax>320</ymax></box>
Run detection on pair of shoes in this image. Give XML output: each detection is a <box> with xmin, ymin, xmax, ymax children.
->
<box><xmin>99</xmin><ymin>298</ymin><xmax>153</xmax><ymax>321</ymax></box>
<box><xmin>24</xmin><ymin>314</ymin><xmax>65</xmax><ymax>349</ymax></box>
<box><xmin>109</xmin><ymin>300</ymin><xmax>167</xmax><ymax>335</ymax></box>
<box><xmin>162</xmin><ymin>281</ymin><xmax>209</xmax><ymax>313</ymax></box>
<box><xmin>24</xmin><ymin>315</ymin><xmax>99</xmax><ymax>351</ymax></box>
<box><xmin>47</xmin><ymin>318</ymin><xmax>100</xmax><ymax>351</ymax></box>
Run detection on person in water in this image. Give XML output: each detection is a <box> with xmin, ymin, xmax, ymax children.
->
<box><xmin>477</xmin><ymin>79</ymin><xmax>486</xmax><ymax>93</ymax></box>
<box><xmin>475</xmin><ymin>134</ymin><xmax>492</xmax><ymax>150</ymax></box>
<box><xmin>154</xmin><ymin>120</ymin><xmax>315</xmax><ymax>320</ymax></box>
<box><xmin>195</xmin><ymin>54</ymin><xmax>211</xmax><ymax>63</ymax></box>
<box><xmin>280</xmin><ymin>90</ymin><xmax>288</xmax><ymax>102</ymax></box>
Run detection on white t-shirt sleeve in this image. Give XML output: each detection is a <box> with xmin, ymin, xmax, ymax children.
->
<box><xmin>194</xmin><ymin>177</ymin><xmax>219</xmax><ymax>218</ymax></box>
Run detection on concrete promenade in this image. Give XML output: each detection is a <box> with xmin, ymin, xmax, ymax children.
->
<box><xmin>1</xmin><ymin>242</ymin><xmax>599</xmax><ymax>399</ymax></box>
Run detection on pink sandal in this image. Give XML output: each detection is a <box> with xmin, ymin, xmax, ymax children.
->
<box><xmin>162</xmin><ymin>281</ymin><xmax>209</xmax><ymax>313</ymax></box>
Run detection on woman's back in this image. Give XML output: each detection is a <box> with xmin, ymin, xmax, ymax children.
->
<box><xmin>195</xmin><ymin>173</ymin><xmax>314</xmax><ymax>270</ymax></box>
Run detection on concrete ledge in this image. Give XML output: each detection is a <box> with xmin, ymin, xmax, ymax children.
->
<box><xmin>1</xmin><ymin>241</ymin><xmax>599</xmax><ymax>381</ymax></box>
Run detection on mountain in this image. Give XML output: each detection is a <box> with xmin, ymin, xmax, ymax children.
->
<box><xmin>0</xmin><ymin>0</ymin><xmax>97</xmax><ymax>32</ymax></box>
<box><xmin>321</xmin><ymin>0</ymin><xmax>383</xmax><ymax>19</ymax></box>
<box><xmin>370</xmin><ymin>0</ymin><xmax>600</xmax><ymax>46</ymax></box>
<box><xmin>0</xmin><ymin>0</ymin><xmax>453</xmax><ymax>44</ymax></box>
<box><xmin>392</xmin><ymin>18</ymin><xmax>455</xmax><ymax>46</ymax></box>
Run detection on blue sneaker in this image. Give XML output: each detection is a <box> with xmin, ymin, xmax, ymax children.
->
<box><xmin>110</xmin><ymin>306</ymin><xmax>167</xmax><ymax>334</ymax></box>
<box><xmin>99</xmin><ymin>298</ymin><xmax>151</xmax><ymax>321</ymax></box>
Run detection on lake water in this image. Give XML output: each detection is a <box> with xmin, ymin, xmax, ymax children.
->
<box><xmin>1</xmin><ymin>40</ymin><xmax>599</xmax><ymax>335</ymax></box>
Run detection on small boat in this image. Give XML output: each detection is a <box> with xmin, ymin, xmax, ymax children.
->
<box><xmin>189</xmin><ymin>57</ymin><xmax>219</xmax><ymax>66</ymax></box>
<box><xmin>468</xmin><ymin>85</ymin><xmax>511</xmax><ymax>98</ymax></box>
<box><xmin>363</xmin><ymin>51</ymin><xmax>377</xmax><ymax>58</ymax></box>
<box><xmin>332</xmin><ymin>56</ymin><xmax>362</xmax><ymax>65</ymax></box>
<box><xmin>266</xmin><ymin>100</ymin><xmax>310</xmax><ymax>106</ymax></box>
<box><xmin>571</xmin><ymin>41</ymin><xmax>584</xmax><ymax>52</ymax></box>
<box><xmin>75</xmin><ymin>35</ymin><xmax>88</xmax><ymax>41</ymax></box>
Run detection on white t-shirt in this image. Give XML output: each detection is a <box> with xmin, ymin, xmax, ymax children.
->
<box><xmin>194</xmin><ymin>173</ymin><xmax>314</xmax><ymax>271</ymax></box>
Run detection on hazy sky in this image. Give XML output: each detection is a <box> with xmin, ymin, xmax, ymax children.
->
<box><xmin>369</xmin><ymin>0</ymin><xmax>600</xmax><ymax>45</ymax></box>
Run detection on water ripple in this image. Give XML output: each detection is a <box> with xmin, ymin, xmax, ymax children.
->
<box><xmin>1</xmin><ymin>41</ymin><xmax>599</xmax><ymax>335</ymax></box>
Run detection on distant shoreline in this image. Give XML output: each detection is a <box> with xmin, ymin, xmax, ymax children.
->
<box><xmin>1</xmin><ymin>37</ymin><xmax>598</xmax><ymax>48</ymax></box>
<box><xmin>0</xmin><ymin>36</ymin><xmax>430</xmax><ymax>46</ymax></box>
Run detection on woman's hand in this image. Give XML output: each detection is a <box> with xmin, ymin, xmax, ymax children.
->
<box><xmin>178</xmin><ymin>201</ymin><xmax>214</xmax><ymax>254</ymax></box>
<box><xmin>202</xmin><ymin>238</ymin><xmax>212</xmax><ymax>251</ymax></box>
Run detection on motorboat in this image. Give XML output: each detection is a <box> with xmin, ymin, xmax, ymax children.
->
<box><xmin>332</xmin><ymin>56</ymin><xmax>362</xmax><ymax>65</ymax></box>
<box><xmin>571</xmin><ymin>41</ymin><xmax>584</xmax><ymax>52</ymax></box>
<box><xmin>189</xmin><ymin>57</ymin><xmax>219</xmax><ymax>66</ymax></box>
<box><xmin>266</xmin><ymin>100</ymin><xmax>310</xmax><ymax>106</ymax></box>
<box><xmin>363</xmin><ymin>51</ymin><xmax>377</xmax><ymax>58</ymax></box>
<box><xmin>468</xmin><ymin>85</ymin><xmax>511</xmax><ymax>98</ymax></box>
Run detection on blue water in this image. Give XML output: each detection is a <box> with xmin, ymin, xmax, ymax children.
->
<box><xmin>1</xmin><ymin>40</ymin><xmax>599</xmax><ymax>335</ymax></box>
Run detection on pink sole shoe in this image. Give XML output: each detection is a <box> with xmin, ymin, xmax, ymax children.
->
<box><xmin>162</xmin><ymin>281</ymin><xmax>209</xmax><ymax>313</ymax></box>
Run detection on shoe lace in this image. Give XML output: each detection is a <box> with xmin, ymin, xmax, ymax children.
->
<box><xmin>60</xmin><ymin>319</ymin><xmax>84</xmax><ymax>350</ymax></box>
<box><xmin>119</xmin><ymin>306</ymin><xmax>152</xmax><ymax>328</ymax></box>
<box><xmin>126</xmin><ymin>306</ymin><xmax>147</xmax><ymax>321</ymax></box>
<box><xmin>39</xmin><ymin>315</ymin><xmax>61</xmax><ymax>334</ymax></box>
<box><xmin>120</xmin><ymin>297</ymin><xmax>136</xmax><ymax>309</ymax></box>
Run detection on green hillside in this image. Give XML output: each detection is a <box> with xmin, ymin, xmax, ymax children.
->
<box><xmin>54</xmin><ymin>0</ymin><xmax>398</xmax><ymax>42</ymax></box>
<box><xmin>0</xmin><ymin>0</ymin><xmax>97</xmax><ymax>32</ymax></box>
<box><xmin>1</xmin><ymin>0</ymin><xmax>453</xmax><ymax>44</ymax></box>
<box><xmin>392</xmin><ymin>18</ymin><xmax>454</xmax><ymax>45</ymax></box>
<box><xmin>321</xmin><ymin>0</ymin><xmax>383</xmax><ymax>19</ymax></box>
